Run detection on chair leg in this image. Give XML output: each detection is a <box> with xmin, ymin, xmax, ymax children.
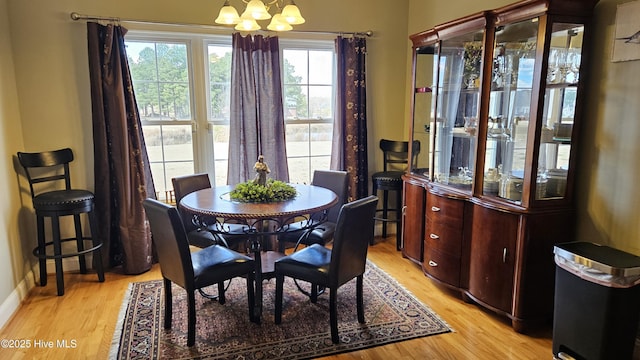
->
<box><xmin>51</xmin><ymin>216</ymin><xmax>64</xmax><ymax>296</ymax></box>
<box><xmin>382</xmin><ymin>190</ymin><xmax>389</xmax><ymax>237</ymax></box>
<box><xmin>370</xmin><ymin>184</ymin><xmax>378</xmax><ymax>246</ymax></box>
<box><xmin>87</xmin><ymin>208</ymin><xmax>105</xmax><ymax>282</ymax></box>
<box><xmin>274</xmin><ymin>274</ymin><xmax>284</xmax><ymax>324</ymax></box>
<box><xmin>218</xmin><ymin>282</ymin><xmax>226</xmax><ymax>304</ymax></box>
<box><xmin>163</xmin><ymin>278</ymin><xmax>172</xmax><ymax>329</ymax></box>
<box><xmin>73</xmin><ymin>214</ymin><xmax>87</xmax><ymax>274</ymax></box>
<box><xmin>187</xmin><ymin>290</ymin><xmax>196</xmax><ymax>347</ymax></box>
<box><xmin>36</xmin><ymin>215</ymin><xmax>47</xmax><ymax>287</ymax></box>
<box><xmin>357</xmin><ymin>275</ymin><xmax>365</xmax><ymax>323</ymax></box>
<box><xmin>310</xmin><ymin>284</ymin><xmax>318</xmax><ymax>303</ymax></box>
<box><xmin>247</xmin><ymin>272</ymin><xmax>257</xmax><ymax>323</ymax></box>
<box><xmin>330</xmin><ymin>287</ymin><xmax>339</xmax><ymax>344</ymax></box>
<box><xmin>395</xmin><ymin>189</ymin><xmax>402</xmax><ymax>251</ymax></box>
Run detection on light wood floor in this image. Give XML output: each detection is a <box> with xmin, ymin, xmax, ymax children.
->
<box><xmin>0</xmin><ymin>236</ymin><xmax>553</xmax><ymax>359</ymax></box>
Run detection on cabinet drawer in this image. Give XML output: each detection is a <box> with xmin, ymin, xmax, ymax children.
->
<box><xmin>422</xmin><ymin>247</ymin><xmax>461</xmax><ymax>287</ymax></box>
<box><xmin>425</xmin><ymin>218</ymin><xmax>462</xmax><ymax>256</ymax></box>
<box><xmin>426</xmin><ymin>194</ymin><xmax>464</xmax><ymax>227</ymax></box>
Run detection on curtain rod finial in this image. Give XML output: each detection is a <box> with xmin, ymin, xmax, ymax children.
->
<box><xmin>70</xmin><ymin>12</ymin><xmax>80</xmax><ymax>21</ymax></box>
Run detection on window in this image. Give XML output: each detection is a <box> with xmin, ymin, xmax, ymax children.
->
<box><xmin>126</xmin><ymin>32</ymin><xmax>335</xmax><ymax>200</ymax></box>
<box><xmin>207</xmin><ymin>44</ymin><xmax>233</xmax><ymax>186</ymax></box>
<box><xmin>127</xmin><ymin>40</ymin><xmax>195</xmax><ymax>201</ymax></box>
<box><xmin>281</xmin><ymin>43</ymin><xmax>335</xmax><ymax>184</ymax></box>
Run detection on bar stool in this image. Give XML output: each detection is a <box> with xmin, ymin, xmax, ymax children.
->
<box><xmin>371</xmin><ymin>139</ymin><xmax>420</xmax><ymax>249</ymax></box>
<box><xmin>17</xmin><ymin>148</ymin><xmax>104</xmax><ymax>296</ymax></box>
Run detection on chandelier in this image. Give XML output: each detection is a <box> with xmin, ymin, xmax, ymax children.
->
<box><xmin>215</xmin><ymin>0</ymin><xmax>305</xmax><ymax>32</ymax></box>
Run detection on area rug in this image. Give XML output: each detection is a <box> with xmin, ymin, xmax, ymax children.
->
<box><xmin>110</xmin><ymin>261</ymin><xmax>452</xmax><ymax>359</ymax></box>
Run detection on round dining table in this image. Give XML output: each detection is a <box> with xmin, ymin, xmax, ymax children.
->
<box><xmin>179</xmin><ymin>183</ymin><xmax>338</xmax><ymax>321</ymax></box>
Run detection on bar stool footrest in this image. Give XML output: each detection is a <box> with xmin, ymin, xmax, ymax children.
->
<box><xmin>32</xmin><ymin>238</ymin><xmax>103</xmax><ymax>259</ymax></box>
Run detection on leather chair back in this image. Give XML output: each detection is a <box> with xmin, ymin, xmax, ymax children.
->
<box><xmin>172</xmin><ymin>173</ymin><xmax>212</xmax><ymax>232</ymax></box>
<box><xmin>143</xmin><ymin>198</ymin><xmax>195</xmax><ymax>290</ymax></box>
<box><xmin>312</xmin><ymin>170</ymin><xmax>348</xmax><ymax>223</ymax></box>
<box><xmin>329</xmin><ymin>195</ymin><xmax>378</xmax><ymax>288</ymax></box>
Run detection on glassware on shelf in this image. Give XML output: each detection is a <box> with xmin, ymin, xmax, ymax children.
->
<box><xmin>536</xmin><ymin>170</ymin><xmax>548</xmax><ymax>199</ymax></box>
<box><xmin>499</xmin><ymin>173</ymin><xmax>524</xmax><ymax>201</ymax></box>
<box><xmin>547</xmin><ymin>47</ymin><xmax>571</xmax><ymax>84</ymax></box>
<box><xmin>488</xmin><ymin>116</ymin><xmax>509</xmax><ymax>138</ymax></box>
<box><xmin>566</xmin><ymin>48</ymin><xmax>582</xmax><ymax>83</ymax></box>
<box><xmin>545</xmin><ymin>168</ymin><xmax>568</xmax><ymax>197</ymax></box>
<box><xmin>464</xmin><ymin>116</ymin><xmax>478</xmax><ymax>136</ymax></box>
<box><xmin>450</xmin><ymin>166</ymin><xmax>473</xmax><ymax>186</ymax></box>
<box><xmin>465</xmin><ymin>74</ymin><xmax>479</xmax><ymax>89</ymax></box>
<box><xmin>483</xmin><ymin>167</ymin><xmax>501</xmax><ymax>195</ymax></box>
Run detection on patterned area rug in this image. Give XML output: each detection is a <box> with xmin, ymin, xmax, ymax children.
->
<box><xmin>110</xmin><ymin>261</ymin><xmax>452</xmax><ymax>359</ymax></box>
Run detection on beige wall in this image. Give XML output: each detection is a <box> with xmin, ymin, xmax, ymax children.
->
<box><xmin>6</xmin><ymin>0</ymin><xmax>410</xmax><ymax>183</ymax></box>
<box><xmin>579</xmin><ymin>0</ymin><xmax>640</xmax><ymax>255</ymax></box>
<box><xmin>3</xmin><ymin>0</ymin><xmax>639</xmax><ymax>329</ymax></box>
<box><xmin>0</xmin><ymin>0</ymin><xmax>30</xmax><ymax>326</ymax></box>
<box><xmin>406</xmin><ymin>0</ymin><xmax>640</xmax><ymax>255</ymax></box>
<box><xmin>1</xmin><ymin>0</ymin><xmax>410</xmax><ymax>325</ymax></box>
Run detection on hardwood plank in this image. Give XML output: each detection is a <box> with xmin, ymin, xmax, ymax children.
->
<box><xmin>0</xmin><ymin>236</ymin><xmax>553</xmax><ymax>359</ymax></box>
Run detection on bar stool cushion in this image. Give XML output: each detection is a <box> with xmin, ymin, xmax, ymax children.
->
<box><xmin>371</xmin><ymin>171</ymin><xmax>404</xmax><ymax>190</ymax></box>
<box><xmin>33</xmin><ymin>190</ymin><xmax>95</xmax><ymax>212</ymax></box>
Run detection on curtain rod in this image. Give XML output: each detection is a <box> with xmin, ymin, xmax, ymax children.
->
<box><xmin>70</xmin><ymin>12</ymin><xmax>373</xmax><ymax>37</ymax></box>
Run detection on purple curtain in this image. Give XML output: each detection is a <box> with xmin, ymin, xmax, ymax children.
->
<box><xmin>331</xmin><ymin>36</ymin><xmax>368</xmax><ymax>201</ymax></box>
<box><xmin>228</xmin><ymin>33</ymin><xmax>289</xmax><ymax>185</ymax></box>
<box><xmin>87</xmin><ymin>22</ymin><xmax>156</xmax><ymax>274</ymax></box>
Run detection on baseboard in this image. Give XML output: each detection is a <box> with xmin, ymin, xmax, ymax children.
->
<box><xmin>374</xmin><ymin>222</ymin><xmax>399</xmax><ymax>238</ymax></box>
<box><xmin>0</xmin><ymin>269</ymin><xmax>36</xmax><ymax>330</ymax></box>
<box><xmin>0</xmin><ymin>255</ymin><xmax>96</xmax><ymax>330</ymax></box>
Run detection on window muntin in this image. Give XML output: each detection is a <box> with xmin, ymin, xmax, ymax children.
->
<box><xmin>128</xmin><ymin>41</ymin><xmax>191</xmax><ymax>120</ymax></box>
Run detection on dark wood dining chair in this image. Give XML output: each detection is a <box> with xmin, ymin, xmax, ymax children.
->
<box><xmin>142</xmin><ymin>198</ymin><xmax>257</xmax><ymax>347</ymax></box>
<box><xmin>277</xmin><ymin>170</ymin><xmax>348</xmax><ymax>252</ymax></box>
<box><xmin>17</xmin><ymin>148</ymin><xmax>104</xmax><ymax>296</ymax></box>
<box><xmin>274</xmin><ymin>195</ymin><xmax>378</xmax><ymax>344</ymax></box>
<box><xmin>172</xmin><ymin>173</ymin><xmax>250</xmax><ymax>250</ymax></box>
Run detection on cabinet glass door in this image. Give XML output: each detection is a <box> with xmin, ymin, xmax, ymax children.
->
<box><xmin>483</xmin><ymin>19</ymin><xmax>539</xmax><ymax>203</ymax></box>
<box><xmin>432</xmin><ymin>29</ymin><xmax>484</xmax><ymax>191</ymax></box>
<box><xmin>536</xmin><ymin>23</ymin><xmax>584</xmax><ymax>200</ymax></box>
<box><xmin>411</xmin><ymin>44</ymin><xmax>437</xmax><ymax>178</ymax></box>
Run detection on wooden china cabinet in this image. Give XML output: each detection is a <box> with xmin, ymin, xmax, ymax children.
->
<box><xmin>401</xmin><ymin>0</ymin><xmax>598</xmax><ymax>332</ymax></box>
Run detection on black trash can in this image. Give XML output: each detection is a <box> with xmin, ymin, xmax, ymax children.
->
<box><xmin>553</xmin><ymin>242</ymin><xmax>640</xmax><ymax>360</ymax></box>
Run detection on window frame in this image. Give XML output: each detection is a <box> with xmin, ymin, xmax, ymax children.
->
<box><xmin>280</xmin><ymin>39</ymin><xmax>337</xmax><ymax>183</ymax></box>
<box><xmin>124</xmin><ymin>27</ymin><xmax>337</xmax><ymax>194</ymax></box>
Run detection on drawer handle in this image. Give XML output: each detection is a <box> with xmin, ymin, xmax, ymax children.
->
<box><xmin>428</xmin><ymin>260</ymin><xmax>438</xmax><ymax>267</ymax></box>
<box><xmin>431</xmin><ymin>206</ymin><xmax>441</xmax><ymax>212</ymax></box>
<box><xmin>503</xmin><ymin>248</ymin><xmax>507</xmax><ymax>263</ymax></box>
<box><xmin>429</xmin><ymin>233</ymin><xmax>439</xmax><ymax>240</ymax></box>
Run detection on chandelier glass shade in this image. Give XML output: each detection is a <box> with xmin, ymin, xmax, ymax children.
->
<box><xmin>214</xmin><ymin>0</ymin><xmax>305</xmax><ymax>31</ymax></box>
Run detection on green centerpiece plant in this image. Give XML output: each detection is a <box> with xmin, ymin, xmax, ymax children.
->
<box><xmin>229</xmin><ymin>179</ymin><xmax>297</xmax><ymax>203</ymax></box>
<box><xmin>229</xmin><ymin>155</ymin><xmax>297</xmax><ymax>203</ymax></box>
